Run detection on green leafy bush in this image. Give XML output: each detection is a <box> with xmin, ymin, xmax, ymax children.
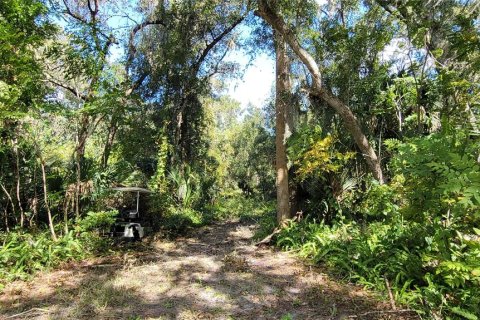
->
<box><xmin>0</xmin><ymin>210</ymin><xmax>119</xmax><ymax>287</ymax></box>
<box><xmin>160</xmin><ymin>207</ymin><xmax>204</xmax><ymax>235</ymax></box>
<box><xmin>75</xmin><ymin>210</ymin><xmax>118</xmax><ymax>234</ymax></box>
<box><xmin>0</xmin><ymin>230</ymin><xmax>85</xmax><ymax>286</ymax></box>
<box><xmin>277</xmin><ymin>218</ymin><xmax>480</xmax><ymax>318</ymax></box>
<box><xmin>386</xmin><ymin>131</ymin><xmax>480</xmax><ymax>226</ymax></box>
<box><xmin>277</xmin><ymin>131</ymin><xmax>480</xmax><ymax>318</ymax></box>
<box><xmin>209</xmin><ymin>192</ymin><xmax>276</xmax><ymax>239</ymax></box>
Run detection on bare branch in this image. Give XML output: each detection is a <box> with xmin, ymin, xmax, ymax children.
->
<box><xmin>125</xmin><ymin>73</ymin><xmax>148</xmax><ymax>96</ymax></box>
<box><xmin>193</xmin><ymin>16</ymin><xmax>244</xmax><ymax>75</ymax></box>
<box><xmin>126</xmin><ymin>19</ymin><xmax>166</xmax><ymax>72</ymax></box>
<box><xmin>45</xmin><ymin>78</ymin><xmax>87</xmax><ymax>101</ymax></box>
<box><xmin>207</xmin><ymin>47</ymin><xmax>230</xmax><ymax>78</ymax></box>
<box><xmin>87</xmin><ymin>0</ymin><xmax>94</xmax><ymax>16</ymax></box>
<box><xmin>62</xmin><ymin>0</ymin><xmax>87</xmax><ymax>24</ymax></box>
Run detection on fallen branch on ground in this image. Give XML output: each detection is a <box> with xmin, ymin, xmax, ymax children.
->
<box><xmin>255</xmin><ymin>227</ymin><xmax>281</xmax><ymax>247</ymax></box>
<box><xmin>5</xmin><ymin>308</ymin><xmax>49</xmax><ymax>319</ymax></box>
<box><xmin>347</xmin><ymin>309</ymin><xmax>419</xmax><ymax>319</ymax></box>
<box><xmin>255</xmin><ymin>214</ymin><xmax>303</xmax><ymax>247</ymax></box>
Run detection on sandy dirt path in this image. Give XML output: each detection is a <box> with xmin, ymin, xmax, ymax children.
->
<box><xmin>0</xmin><ymin>220</ymin><xmax>418</xmax><ymax>319</ymax></box>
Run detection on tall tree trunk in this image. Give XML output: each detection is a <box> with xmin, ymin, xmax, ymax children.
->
<box><xmin>2</xmin><ymin>206</ymin><xmax>9</xmax><ymax>232</ymax></box>
<box><xmin>75</xmin><ymin>114</ymin><xmax>90</xmax><ymax>219</ymax></box>
<box><xmin>12</xmin><ymin>136</ymin><xmax>25</xmax><ymax>227</ymax></box>
<box><xmin>257</xmin><ymin>1</ymin><xmax>384</xmax><ymax>184</ymax></box>
<box><xmin>30</xmin><ymin>160</ymin><xmax>39</xmax><ymax>227</ymax></box>
<box><xmin>101</xmin><ymin>119</ymin><xmax>118</xmax><ymax>169</ymax></box>
<box><xmin>275</xmin><ymin>33</ymin><xmax>291</xmax><ymax>224</ymax></box>
<box><xmin>40</xmin><ymin>159</ymin><xmax>57</xmax><ymax>241</ymax></box>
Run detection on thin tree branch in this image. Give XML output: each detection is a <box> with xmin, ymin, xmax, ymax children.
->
<box><xmin>125</xmin><ymin>73</ymin><xmax>148</xmax><ymax>96</ymax></box>
<box><xmin>207</xmin><ymin>47</ymin><xmax>230</xmax><ymax>78</ymax></box>
<box><xmin>193</xmin><ymin>16</ymin><xmax>245</xmax><ymax>75</ymax></box>
<box><xmin>347</xmin><ymin>309</ymin><xmax>418</xmax><ymax>319</ymax></box>
<box><xmin>62</xmin><ymin>0</ymin><xmax>87</xmax><ymax>24</ymax></box>
<box><xmin>87</xmin><ymin>0</ymin><xmax>94</xmax><ymax>16</ymax></box>
<box><xmin>126</xmin><ymin>19</ymin><xmax>166</xmax><ymax>71</ymax></box>
<box><xmin>45</xmin><ymin>78</ymin><xmax>87</xmax><ymax>101</ymax></box>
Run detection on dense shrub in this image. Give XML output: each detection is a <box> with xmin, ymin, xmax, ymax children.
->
<box><xmin>0</xmin><ymin>230</ymin><xmax>85</xmax><ymax>286</ymax></box>
<box><xmin>276</xmin><ymin>131</ymin><xmax>480</xmax><ymax>319</ymax></box>
<box><xmin>0</xmin><ymin>210</ymin><xmax>118</xmax><ymax>288</ymax></box>
<box><xmin>277</xmin><ymin>218</ymin><xmax>480</xmax><ymax>318</ymax></box>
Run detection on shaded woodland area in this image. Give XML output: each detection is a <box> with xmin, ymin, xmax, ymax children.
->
<box><xmin>1</xmin><ymin>0</ymin><xmax>480</xmax><ymax>319</ymax></box>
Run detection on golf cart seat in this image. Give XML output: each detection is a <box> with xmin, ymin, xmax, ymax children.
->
<box><xmin>110</xmin><ymin>222</ymin><xmax>144</xmax><ymax>239</ymax></box>
<box><xmin>124</xmin><ymin>209</ymin><xmax>139</xmax><ymax>220</ymax></box>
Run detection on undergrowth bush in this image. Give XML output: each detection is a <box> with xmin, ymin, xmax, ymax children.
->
<box><xmin>152</xmin><ymin>186</ymin><xmax>276</xmax><ymax>237</ymax></box>
<box><xmin>0</xmin><ymin>210</ymin><xmax>118</xmax><ymax>288</ymax></box>
<box><xmin>209</xmin><ymin>192</ymin><xmax>276</xmax><ymax>240</ymax></box>
<box><xmin>159</xmin><ymin>207</ymin><xmax>205</xmax><ymax>235</ymax></box>
<box><xmin>276</xmin><ymin>131</ymin><xmax>480</xmax><ymax>319</ymax></box>
<box><xmin>0</xmin><ymin>230</ymin><xmax>85</xmax><ymax>286</ymax></box>
<box><xmin>277</xmin><ymin>218</ymin><xmax>480</xmax><ymax>318</ymax></box>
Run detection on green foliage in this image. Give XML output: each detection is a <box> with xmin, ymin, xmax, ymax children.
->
<box><xmin>149</xmin><ymin>132</ymin><xmax>171</xmax><ymax>193</ymax></box>
<box><xmin>0</xmin><ymin>230</ymin><xmax>85</xmax><ymax>285</ymax></box>
<box><xmin>357</xmin><ymin>181</ymin><xmax>400</xmax><ymax>218</ymax></box>
<box><xmin>167</xmin><ymin>166</ymin><xmax>200</xmax><ymax>209</ymax></box>
<box><xmin>386</xmin><ymin>131</ymin><xmax>480</xmax><ymax>225</ymax></box>
<box><xmin>0</xmin><ymin>3</ymin><xmax>479</xmax><ymax>320</ymax></box>
<box><xmin>209</xmin><ymin>192</ymin><xmax>276</xmax><ymax>239</ymax></box>
<box><xmin>277</xmin><ymin>217</ymin><xmax>480</xmax><ymax>318</ymax></box>
<box><xmin>75</xmin><ymin>210</ymin><xmax>118</xmax><ymax>234</ymax></box>
<box><xmin>0</xmin><ymin>0</ymin><xmax>55</xmax><ymax>119</ymax></box>
<box><xmin>288</xmin><ymin>125</ymin><xmax>354</xmax><ymax>181</ymax></box>
<box><xmin>205</xmin><ymin>99</ymin><xmax>275</xmax><ymax>197</ymax></box>
<box><xmin>277</xmin><ymin>130</ymin><xmax>480</xmax><ymax>318</ymax></box>
<box><xmin>159</xmin><ymin>207</ymin><xmax>205</xmax><ymax>236</ymax></box>
<box><xmin>148</xmin><ymin>164</ymin><xmax>212</xmax><ymax>234</ymax></box>
<box><xmin>0</xmin><ymin>210</ymin><xmax>120</xmax><ymax>286</ymax></box>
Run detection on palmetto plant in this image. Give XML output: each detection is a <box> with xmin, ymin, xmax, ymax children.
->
<box><xmin>168</xmin><ymin>166</ymin><xmax>198</xmax><ymax>208</ymax></box>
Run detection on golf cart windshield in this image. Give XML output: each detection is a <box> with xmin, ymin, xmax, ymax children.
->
<box><xmin>111</xmin><ymin>187</ymin><xmax>151</xmax><ymax>218</ymax></box>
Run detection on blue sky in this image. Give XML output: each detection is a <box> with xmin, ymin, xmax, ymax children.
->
<box><xmin>226</xmin><ymin>52</ymin><xmax>275</xmax><ymax>109</ymax></box>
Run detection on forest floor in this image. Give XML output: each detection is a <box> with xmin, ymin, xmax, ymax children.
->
<box><xmin>0</xmin><ymin>219</ymin><xmax>419</xmax><ymax>320</ymax></box>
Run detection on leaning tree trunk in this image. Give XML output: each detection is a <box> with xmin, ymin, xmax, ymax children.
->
<box><xmin>275</xmin><ymin>33</ymin><xmax>291</xmax><ymax>224</ymax></box>
<box><xmin>257</xmin><ymin>0</ymin><xmax>384</xmax><ymax>184</ymax></box>
<box><xmin>1</xmin><ymin>182</ymin><xmax>15</xmax><ymax>227</ymax></box>
<box><xmin>101</xmin><ymin>118</ymin><xmax>118</xmax><ymax>169</ymax></box>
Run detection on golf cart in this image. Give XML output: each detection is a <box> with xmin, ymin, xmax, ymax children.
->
<box><xmin>110</xmin><ymin>187</ymin><xmax>151</xmax><ymax>240</ymax></box>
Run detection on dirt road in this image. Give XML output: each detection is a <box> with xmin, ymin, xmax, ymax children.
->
<box><xmin>0</xmin><ymin>220</ymin><xmax>417</xmax><ymax>319</ymax></box>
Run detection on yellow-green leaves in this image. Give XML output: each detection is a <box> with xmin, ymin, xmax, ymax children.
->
<box><xmin>288</xmin><ymin>125</ymin><xmax>354</xmax><ymax>181</ymax></box>
<box><xmin>294</xmin><ymin>135</ymin><xmax>354</xmax><ymax>181</ymax></box>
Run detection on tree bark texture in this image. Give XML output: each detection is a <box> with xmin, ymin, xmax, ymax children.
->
<box><xmin>257</xmin><ymin>0</ymin><xmax>384</xmax><ymax>184</ymax></box>
<box><xmin>275</xmin><ymin>33</ymin><xmax>291</xmax><ymax>224</ymax></box>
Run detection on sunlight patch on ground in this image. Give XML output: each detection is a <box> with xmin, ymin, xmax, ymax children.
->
<box><xmin>0</xmin><ymin>220</ymin><xmax>413</xmax><ymax>319</ymax></box>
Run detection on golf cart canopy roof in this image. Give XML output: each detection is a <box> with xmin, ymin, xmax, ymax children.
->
<box><xmin>111</xmin><ymin>187</ymin><xmax>152</xmax><ymax>193</ymax></box>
